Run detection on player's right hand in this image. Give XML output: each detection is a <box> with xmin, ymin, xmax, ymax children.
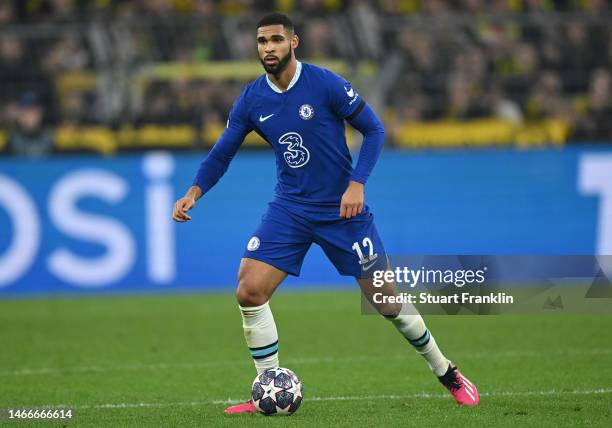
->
<box><xmin>172</xmin><ymin>196</ymin><xmax>195</xmax><ymax>222</ymax></box>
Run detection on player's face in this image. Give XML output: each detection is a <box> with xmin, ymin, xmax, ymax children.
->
<box><xmin>256</xmin><ymin>24</ymin><xmax>298</xmax><ymax>74</ymax></box>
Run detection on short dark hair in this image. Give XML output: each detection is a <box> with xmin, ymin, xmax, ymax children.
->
<box><xmin>256</xmin><ymin>13</ymin><xmax>294</xmax><ymax>34</ymax></box>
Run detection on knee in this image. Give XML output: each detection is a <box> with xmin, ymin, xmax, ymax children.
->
<box><xmin>378</xmin><ymin>302</ymin><xmax>402</xmax><ymax>319</ymax></box>
<box><xmin>236</xmin><ymin>272</ymin><xmax>268</xmax><ymax>307</ymax></box>
<box><xmin>368</xmin><ymin>298</ymin><xmax>401</xmax><ymax>318</ymax></box>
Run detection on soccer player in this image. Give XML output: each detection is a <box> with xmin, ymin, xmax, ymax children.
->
<box><xmin>172</xmin><ymin>13</ymin><xmax>479</xmax><ymax>412</ymax></box>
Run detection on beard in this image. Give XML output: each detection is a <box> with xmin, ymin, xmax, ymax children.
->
<box><xmin>260</xmin><ymin>47</ymin><xmax>292</xmax><ymax>75</ymax></box>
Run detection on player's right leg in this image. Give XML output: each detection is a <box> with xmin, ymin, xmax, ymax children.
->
<box><xmin>225</xmin><ymin>258</ymin><xmax>287</xmax><ymax>415</ymax></box>
<box><xmin>236</xmin><ymin>258</ymin><xmax>287</xmax><ymax>374</ymax></box>
<box><xmin>225</xmin><ymin>201</ymin><xmax>313</xmax><ymax>415</ymax></box>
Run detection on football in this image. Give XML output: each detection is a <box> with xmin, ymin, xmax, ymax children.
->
<box><xmin>251</xmin><ymin>367</ymin><xmax>303</xmax><ymax>415</ymax></box>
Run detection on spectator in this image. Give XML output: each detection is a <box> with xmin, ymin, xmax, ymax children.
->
<box><xmin>0</xmin><ymin>0</ymin><xmax>611</xmax><ymax>147</ymax></box>
<box><xmin>0</xmin><ymin>1</ymin><xmax>14</xmax><ymax>25</ymax></box>
<box><xmin>444</xmin><ymin>73</ymin><xmax>490</xmax><ymax>120</ymax></box>
<box><xmin>525</xmin><ymin>70</ymin><xmax>564</xmax><ymax>120</ymax></box>
<box><xmin>574</xmin><ymin>69</ymin><xmax>612</xmax><ymax>140</ymax></box>
<box><xmin>7</xmin><ymin>92</ymin><xmax>53</xmax><ymax>157</ymax></box>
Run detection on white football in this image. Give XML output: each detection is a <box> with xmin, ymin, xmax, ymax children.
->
<box><xmin>251</xmin><ymin>367</ymin><xmax>303</xmax><ymax>415</ymax></box>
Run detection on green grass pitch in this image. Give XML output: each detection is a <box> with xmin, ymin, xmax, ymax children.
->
<box><xmin>1</xmin><ymin>290</ymin><xmax>611</xmax><ymax>427</ymax></box>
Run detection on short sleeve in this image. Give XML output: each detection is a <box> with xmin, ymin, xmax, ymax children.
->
<box><xmin>326</xmin><ymin>70</ymin><xmax>364</xmax><ymax>120</ymax></box>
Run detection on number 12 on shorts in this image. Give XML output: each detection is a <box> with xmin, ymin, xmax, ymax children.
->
<box><xmin>352</xmin><ymin>237</ymin><xmax>376</xmax><ymax>265</ymax></box>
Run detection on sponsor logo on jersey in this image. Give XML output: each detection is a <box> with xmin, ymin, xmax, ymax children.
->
<box><xmin>278</xmin><ymin>132</ymin><xmax>310</xmax><ymax>168</ymax></box>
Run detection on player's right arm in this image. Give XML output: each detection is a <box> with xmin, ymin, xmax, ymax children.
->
<box><xmin>172</xmin><ymin>88</ymin><xmax>252</xmax><ymax>223</ymax></box>
<box><xmin>172</xmin><ymin>185</ymin><xmax>201</xmax><ymax>222</ymax></box>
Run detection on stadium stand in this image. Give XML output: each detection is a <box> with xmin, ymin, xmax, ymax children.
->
<box><xmin>0</xmin><ymin>0</ymin><xmax>611</xmax><ymax>154</ymax></box>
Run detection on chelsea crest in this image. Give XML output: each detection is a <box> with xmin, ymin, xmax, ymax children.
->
<box><xmin>299</xmin><ymin>104</ymin><xmax>314</xmax><ymax>120</ymax></box>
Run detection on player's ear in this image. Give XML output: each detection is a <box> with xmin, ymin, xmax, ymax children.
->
<box><xmin>291</xmin><ymin>34</ymin><xmax>299</xmax><ymax>49</ymax></box>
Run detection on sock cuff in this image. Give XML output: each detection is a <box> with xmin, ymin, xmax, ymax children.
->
<box><xmin>239</xmin><ymin>301</ymin><xmax>270</xmax><ymax>314</ymax></box>
<box><xmin>385</xmin><ymin>303</ymin><xmax>422</xmax><ymax>319</ymax></box>
<box><xmin>239</xmin><ymin>301</ymin><xmax>279</xmax><ymax>367</ymax></box>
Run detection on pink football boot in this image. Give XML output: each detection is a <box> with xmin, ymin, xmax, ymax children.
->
<box><xmin>224</xmin><ymin>400</ymin><xmax>258</xmax><ymax>415</ymax></box>
<box><xmin>438</xmin><ymin>365</ymin><xmax>479</xmax><ymax>406</ymax></box>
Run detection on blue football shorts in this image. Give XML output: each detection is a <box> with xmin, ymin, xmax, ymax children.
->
<box><xmin>242</xmin><ymin>198</ymin><xmax>388</xmax><ymax>278</ymax></box>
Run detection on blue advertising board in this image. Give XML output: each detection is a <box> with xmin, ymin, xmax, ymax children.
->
<box><xmin>0</xmin><ymin>146</ymin><xmax>611</xmax><ymax>295</ymax></box>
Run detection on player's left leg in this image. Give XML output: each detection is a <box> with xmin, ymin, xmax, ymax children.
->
<box><xmin>358</xmin><ymin>275</ymin><xmax>479</xmax><ymax>406</ymax></box>
<box><xmin>314</xmin><ymin>207</ymin><xmax>479</xmax><ymax>406</ymax></box>
<box><xmin>357</xmin><ymin>275</ymin><xmax>449</xmax><ymax>375</ymax></box>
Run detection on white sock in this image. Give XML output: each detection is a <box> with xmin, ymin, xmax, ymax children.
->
<box><xmin>240</xmin><ymin>302</ymin><xmax>279</xmax><ymax>374</ymax></box>
<box><xmin>390</xmin><ymin>309</ymin><xmax>450</xmax><ymax>377</ymax></box>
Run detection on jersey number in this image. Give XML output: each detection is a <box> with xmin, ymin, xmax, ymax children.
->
<box><xmin>278</xmin><ymin>132</ymin><xmax>310</xmax><ymax>168</ymax></box>
<box><xmin>352</xmin><ymin>237</ymin><xmax>374</xmax><ymax>262</ymax></box>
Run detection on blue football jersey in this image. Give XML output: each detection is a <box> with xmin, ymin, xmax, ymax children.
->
<box><xmin>193</xmin><ymin>61</ymin><xmax>385</xmax><ymax>206</ymax></box>
<box><xmin>226</xmin><ymin>62</ymin><xmax>365</xmax><ymax>205</ymax></box>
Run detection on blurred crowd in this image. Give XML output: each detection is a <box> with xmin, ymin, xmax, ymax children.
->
<box><xmin>1</xmin><ymin>0</ymin><xmax>611</xmax><ymax>155</ymax></box>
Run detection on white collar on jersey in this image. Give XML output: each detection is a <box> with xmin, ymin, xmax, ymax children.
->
<box><xmin>265</xmin><ymin>61</ymin><xmax>302</xmax><ymax>93</ymax></box>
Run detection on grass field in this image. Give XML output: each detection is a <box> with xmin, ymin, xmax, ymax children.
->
<box><xmin>1</xmin><ymin>290</ymin><xmax>611</xmax><ymax>427</ymax></box>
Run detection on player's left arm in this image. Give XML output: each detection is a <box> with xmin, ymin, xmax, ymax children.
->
<box><xmin>327</xmin><ymin>71</ymin><xmax>385</xmax><ymax>219</ymax></box>
<box><xmin>343</xmin><ymin>101</ymin><xmax>385</xmax><ymax>218</ymax></box>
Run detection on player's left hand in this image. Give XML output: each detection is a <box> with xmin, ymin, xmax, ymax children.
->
<box><xmin>340</xmin><ymin>181</ymin><xmax>364</xmax><ymax>219</ymax></box>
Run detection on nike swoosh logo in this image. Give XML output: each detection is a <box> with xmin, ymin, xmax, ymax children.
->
<box><xmin>346</xmin><ymin>88</ymin><xmax>354</xmax><ymax>98</ymax></box>
<box><xmin>362</xmin><ymin>260</ymin><xmax>377</xmax><ymax>271</ymax></box>
<box><xmin>259</xmin><ymin>114</ymin><xmax>274</xmax><ymax>122</ymax></box>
